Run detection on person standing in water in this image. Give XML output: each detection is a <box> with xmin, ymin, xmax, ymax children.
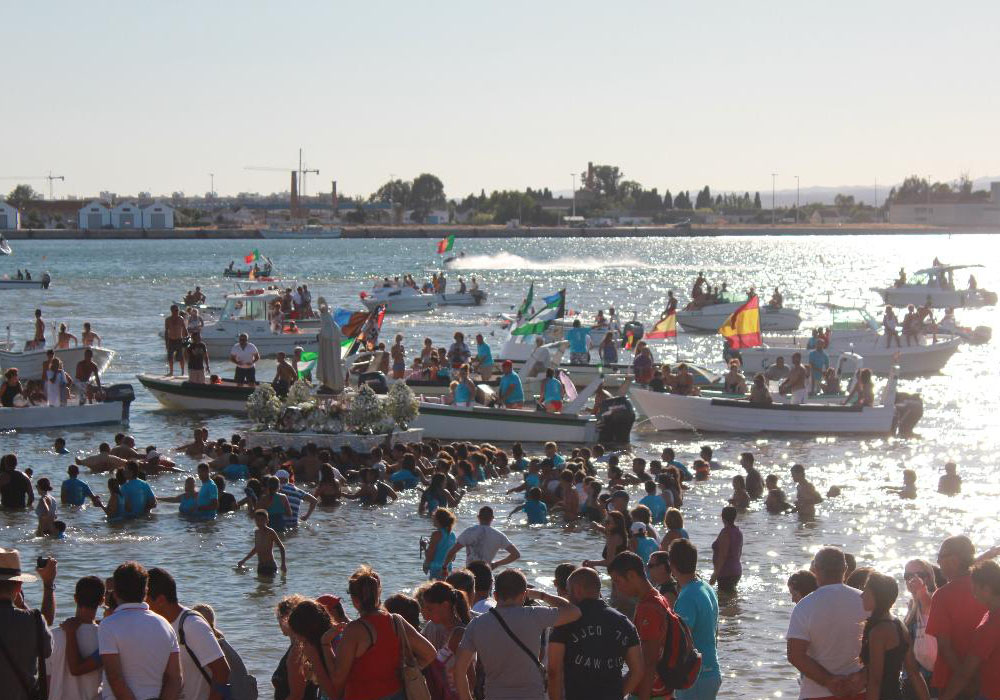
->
<box><xmin>238</xmin><ymin>509</ymin><xmax>287</xmax><ymax>576</ymax></box>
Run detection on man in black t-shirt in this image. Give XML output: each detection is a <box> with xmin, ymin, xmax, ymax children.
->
<box><xmin>0</xmin><ymin>454</ymin><xmax>34</xmax><ymax>509</ymax></box>
<box><xmin>547</xmin><ymin>567</ymin><xmax>644</xmax><ymax>700</ymax></box>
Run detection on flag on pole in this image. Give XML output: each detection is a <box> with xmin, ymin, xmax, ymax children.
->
<box><xmin>244</xmin><ymin>249</ymin><xmax>259</xmax><ymax>264</ymax></box>
<box><xmin>436</xmin><ymin>235</ymin><xmax>455</xmax><ymax>254</ymax></box>
<box><xmin>512</xmin><ymin>289</ymin><xmax>566</xmax><ymax>336</ymax></box>
<box><xmin>718</xmin><ymin>296</ymin><xmax>763</xmax><ymax>348</ymax></box>
<box><xmin>518</xmin><ymin>282</ymin><xmax>534</xmax><ymax>317</ymax></box>
<box><xmin>297</xmin><ymin>352</ymin><xmax>317</xmax><ymax>380</ymax></box>
<box><xmin>646</xmin><ymin>311</ymin><xmax>677</xmax><ymax>339</ymax></box>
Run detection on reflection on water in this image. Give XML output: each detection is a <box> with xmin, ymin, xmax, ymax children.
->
<box><xmin>2</xmin><ymin>233</ymin><xmax>999</xmax><ymax>698</ymax></box>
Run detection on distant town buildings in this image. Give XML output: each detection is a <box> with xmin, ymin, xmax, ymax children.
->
<box><xmin>0</xmin><ymin>201</ymin><xmax>19</xmax><ymax>230</ymax></box>
<box><xmin>889</xmin><ymin>182</ymin><xmax>1000</xmax><ymax>226</ymax></box>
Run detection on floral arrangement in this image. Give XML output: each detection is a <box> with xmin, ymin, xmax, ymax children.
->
<box><xmin>346</xmin><ymin>384</ymin><xmax>387</xmax><ymax>434</ymax></box>
<box><xmin>246</xmin><ymin>384</ymin><xmax>284</xmax><ymax>429</ymax></box>
<box><xmin>286</xmin><ymin>379</ymin><xmax>313</xmax><ymax>405</ymax></box>
<box><xmin>385</xmin><ymin>382</ymin><xmax>419</xmax><ymax>429</ymax></box>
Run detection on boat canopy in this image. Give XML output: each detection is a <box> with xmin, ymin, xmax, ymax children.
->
<box><xmin>817</xmin><ymin>303</ymin><xmax>880</xmax><ymax>332</ymax></box>
<box><xmin>914</xmin><ymin>264</ymin><xmax>983</xmax><ymax>276</ymax></box>
<box><xmin>219</xmin><ymin>292</ymin><xmax>280</xmax><ymax>322</ymax></box>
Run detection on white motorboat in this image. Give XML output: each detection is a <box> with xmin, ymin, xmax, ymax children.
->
<box><xmin>872</xmin><ymin>265</ymin><xmax>996</xmax><ymax>308</ymax></box>
<box><xmin>435</xmin><ymin>290</ymin><xmax>488</xmax><ymax>306</ymax></box>
<box><xmin>0</xmin><ymin>238</ymin><xmax>11</xmax><ymax>255</ymax></box>
<box><xmin>361</xmin><ymin>285</ymin><xmax>437</xmax><ymax>313</ymax></box>
<box><xmin>629</xmin><ymin>374</ymin><xmax>922</xmax><ymax>435</ymax></box>
<box><xmin>258</xmin><ymin>226</ymin><xmax>342</xmax><ymax>239</ymax></box>
<box><xmin>199</xmin><ymin>290</ymin><xmax>320</xmax><ymax>358</ymax></box>
<box><xmin>137</xmin><ymin>374</ymin><xmax>255</xmax><ymax>412</ymax></box>
<box><xmin>737</xmin><ymin>304</ymin><xmax>963</xmax><ymax>376</ymax></box>
<box><xmin>677</xmin><ymin>299</ymin><xmax>802</xmax><ymax>333</ymax></box>
<box><xmin>0</xmin><ymin>272</ymin><xmax>51</xmax><ymax>290</ymax></box>
<box><xmin>0</xmin><ymin>344</ymin><xmax>114</xmax><ymax>382</ymax></box>
<box><xmin>0</xmin><ymin>384</ymin><xmax>134</xmax><ymax>430</ymax></box>
<box><xmin>410</xmin><ymin>377</ymin><xmax>636</xmax><ymax>445</ymax></box>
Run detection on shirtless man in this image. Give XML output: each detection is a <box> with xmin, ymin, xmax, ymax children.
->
<box><xmin>193</xmin><ymin>286</ymin><xmax>206</xmax><ymax>304</ymax></box>
<box><xmin>779</xmin><ymin>352</ymin><xmax>809</xmax><ymax>404</ymax></box>
<box><xmin>75</xmin><ymin>443</ymin><xmax>128</xmax><ymax>473</ymax></box>
<box><xmin>111</xmin><ymin>433</ymin><xmax>143</xmax><ymax>460</ymax></box>
<box><xmin>28</xmin><ymin>309</ymin><xmax>46</xmax><ymax>351</ymax></box>
<box><xmin>238</xmin><ymin>509</ymin><xmax>286</xmax><ymax>575</ymax></box>
<box><xmin>178</xmin><ymin>428</ymin><xmax>210</xmax><ymax>458</ymax></box>
<box><xmin>390</xmin><ymin>335</ymin><xmax>406</xmax><ymax>379</ymax></box>
<box><xmin>672</xmin><ymin>363</ymin><xmax>699</xmax><ymax>396</ymax></box>
<box><xmin>164</xmin><ymin>305</ymin><xmax>188</xmax><ymax>376</ymax></box>
<box><xmin>74</xmin><ymin>349</ymin><xmax>102</xmax><ymax>404</ymax></box>
<box><xmin>56</xmin><ymin>324</ymin><xmax>79</xmax><ymax>349</ymax></box>
<box><xmin>272</xmin><ymin>352</ymin><xmax>298</xmax><ymax>397</ymax></box>
<box><xmin>81</xmin><ymin>322</ymin><xmax>102</xmax><ymax>347</ymax></box>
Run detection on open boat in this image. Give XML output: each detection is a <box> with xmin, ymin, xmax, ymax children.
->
<box><xmin>410</xmin><ymin>377</ymin><xmax>636</xmax><ymax>445</ymax></box>
<box><xmin>0</xmin><ymin>273</ymin><xmax>51</xmax><ymax>290</ymax></box>
<box><xmin>360</xmin><ymin>285</ymin><xmax>436</xmax><ymax>313</ymax></box>
<box><xmin>137</xmin><ymin>375</ymin><xmax>255</xmax><ymax>412</ymax></box>
<box><xmin>0</xmin><ymin>384</ymin><xmax>135</xmax><ymax>430</ymax></box>
<box><xmin>872</xmin><ymin>265</ymin><xmax>996</xmax><ymax>308</ymax></box>
<box><xmin>0</xmin><ymin>344</ymin><xmax>114</xmax><ymax>382</ymax></box>
<box><xmin>629</xmin><ymin>374</ymin><xmax>922</xmax><ymax>436</ymax></box>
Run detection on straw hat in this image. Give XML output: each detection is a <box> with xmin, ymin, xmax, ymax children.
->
<box><xmin>0</xmin><ymin>547</ymin><xmax>37</xmax><ymax>583</ymax></box>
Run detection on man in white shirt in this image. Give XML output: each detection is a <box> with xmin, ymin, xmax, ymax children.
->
<box><xmin>98</xmin><ymin>561</ymin><xmax>181</xmax><ymax>700</ymax></box>
<box><xmin>786</xmin><ymin>547</ymin><xmax>867</xmax><ymax>699</ymax></box>
<box><xmin>147</xmin><ymin>567</ymin><xmax>230</xmax><ymax>700</ymax></box>
<box><xmin>229</xmin><ymin>334</ymin><xmax>260</xmax><ymax>386</ymax></box>
<box><xmin>49</xmin><ymin>575</ymin><xmax>106</xmax><ymax>700</ymax></box>
<box><xmin>445</xmin><ymin>506</ymin><xmax>521</xmax><ymax>573</ymax></box>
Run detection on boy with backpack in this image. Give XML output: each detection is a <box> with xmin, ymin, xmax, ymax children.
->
<box><xmin>668</xmin><ymin>538</ymin><xmax>721</xmax><ymax>699</ymax></box>
<box><xmin>609</xmin><ymin>551</ymin><xmax>703</xmax><ymax>700</ymax></box>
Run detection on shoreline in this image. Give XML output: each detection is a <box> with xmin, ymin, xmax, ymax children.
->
<box><xmin>0</xmin><ymin>223</ymin><xmax>991</xmax><ymax>240</ymax></box>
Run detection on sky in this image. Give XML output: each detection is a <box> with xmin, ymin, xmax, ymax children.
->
<box><xmin>4</xmin><ymin>1</ymin><xmax>999</xmax><ymax>201</ymax></box>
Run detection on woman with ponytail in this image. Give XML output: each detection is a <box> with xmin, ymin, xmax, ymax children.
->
<box><xmin>861</xmin><ymin>572</ymin><xmax>930</xmax><ymax>700</ymax></box>
<box><xmin>328</xmin><ymin>565</ymin><xmax>436</xmax><ymax>700</ymax></box>
<box><xmin>287</xmin><ymin>599</ymin><xmax>338</xmax><ymax>698</ymax></box>
<box><xmin>422</xmin><ymin>581</ymin><xmax>474</xmax><ymax>697</ymax></box>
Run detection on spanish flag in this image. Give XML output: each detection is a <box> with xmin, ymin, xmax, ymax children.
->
<box><xmin>646</xmin><ymin>311</ymin><xmax>677</xmax><ymax>339</ymax></box>
<box><xmin>436</xmin><ymin>235</ymin><xmax>455</xmax><ymax>254</ymax></box>
<box><xmin>719</xmin><ymin>296</ymin><xmax>762</xmax><ymax>349</ymax></box>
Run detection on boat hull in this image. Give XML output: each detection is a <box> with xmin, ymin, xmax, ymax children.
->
<box><xmin>0</xmin><ymin>385</ymin><xmax>133</xmax><ymax>430</ymax></box>
<box><xmin>0</xmin><ymin>279</ymin><xmax>49</xmax><ymax>290</ymax></box>
<box><xmin>411</xmin><ymin>403</ymin><xmax>598</xmax><ymax>443</ymax></box>
<box><xmin>137</xmin><ymin>374</ymin><xmax>254</xmax><ymax>412</ymax></box>
<box><xmin>362</xmin><ymin>295</ymin><xmax>436</xmax><ymax>313</ymax></box>
<box><xmin>435</xmin><ymin>291</ymin><xmax>487</xmax><ymax>306</ymax></box>
<box><xmin>0</xmin><ymin>346</ymin><xmax>114</xmax><ymax>381</ymax></box>
<box><xmin>677</xmin><ymin>304</ymin><xmax>802</xmax><ymax>332</ymax></box>
<box><xmin>738</xmin><ymin>337</ymin><xmax>961</xmax><ymax>376</ymax></box>
<box><xmin>629</xmin><ymin>386</ymin><xmax>895</xmax><ymax>435</ymax></box>
<box><xmin>873</xmin><ymin>286</ymin><xmax>997</xmax><ymax>309</ymax></box>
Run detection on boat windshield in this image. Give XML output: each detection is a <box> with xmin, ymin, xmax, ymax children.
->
<box><xmin>909</xmin><ymin>272</ymin><xmax>931</xmax><ymax>286</ymax></box>
<box><xmin>220</xmin><ymin>296</ymin><xmax>269</xmax><ymax>321</ymax></box>
<box><xmin>830</xmin><ymin>307</ymin><xmax>878</xmax><ymax>332</ymax></box>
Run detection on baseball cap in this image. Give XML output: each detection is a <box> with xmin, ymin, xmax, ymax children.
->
<box><xmin>611</xmin><ymin>489</ymin><xmax>629</xmax><ymax>501</ymax></box>
<box><xmin>275</xmin><ymin>469</ymin><xmax>291</xmax><ymax>480</ymax></box>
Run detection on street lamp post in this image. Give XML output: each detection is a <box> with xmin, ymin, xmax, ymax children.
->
<box><xmin>571</xmin><ymin>173</ymin><xmax>576</xmax><ymax>218</ymax></box>
<box><xmin>771</xmin><ymin>173</ymin><xmax>778</xmax><ymax>225</ymax></box>
<box><xmin>794</xmin><ymin>175</ymin><xmax>799</xmax><ymax>224</ymax></box>
<box><xmin>209</xmin><ymin>173</ymin><xmax>214</xmax><ymax>198</ymax></box>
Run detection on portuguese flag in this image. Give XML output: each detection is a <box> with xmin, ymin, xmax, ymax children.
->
<box><xmin>436</xmin><ymin>235</ymin><xmax>455</xmax><ymax>254</ymax></box>
<box><xmin>718</xmin><ymin>296</ymin><xmax>762</xmax><ymax>349</ymax></box>
<box><xmin>244</xmin><ymin>249</ymin><xmax>260</xmax><ymax>264</ymax></box>
<box><xmin>646</xmin><ymin>311</ymin><xmax>677</xmax><ymax>339</ymax></box>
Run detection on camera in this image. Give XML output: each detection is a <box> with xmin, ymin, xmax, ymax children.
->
<box><xmin>36</xmin><ymin>556</ymin><xmax>51</xmax><ymax>569</ymax></box>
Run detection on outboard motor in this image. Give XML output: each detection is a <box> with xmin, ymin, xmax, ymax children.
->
<box><xmin>358</xmin><ymin>371</ymin><xmax>388</xmax><ymax>395</ymax></box>
<box><xmin>103</xmin><ymin>383</ymin><xmax>135</xmax><ymax>426</ymax></box>
<box><xmin>892</xmin><ymin>391</ymin><xmax>923</xmax><ymax>437</ymax></box>
<box><xmin>597</xmin><ymin>395</ymin><xmax>636</xmax><ymax>445</ymax></box>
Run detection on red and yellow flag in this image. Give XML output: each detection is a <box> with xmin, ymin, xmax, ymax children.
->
<box><xmin>719</xmin><ymin>296</ymin><xmax>762</xmax><ymax>348</ymax></box>
<box><xmin>646</xmin><ymin>311</ymin><xmax>677</xmax><ymax>339</ymax></box>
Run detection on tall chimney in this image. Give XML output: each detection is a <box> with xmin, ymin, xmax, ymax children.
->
<box><xmin>586</xmin><ymin>162</ymin><xmax>594</xmax><ymax>190</ymax></box>
<box><xmin>290</xmin><ymin>171</ymin><xmax>299</xmax><ymax>218</ymax></box>
<box><xmin>331</xmin><ymin>180</ymin><xmax>338</xmax><ymax>210</ymax></box>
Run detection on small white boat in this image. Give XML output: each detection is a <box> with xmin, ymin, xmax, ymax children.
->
<box><xmin>677</xmin><ymin>300</ymin><xmax>802</xmax><ymax>333</ymax></box>
<box><xmin>410</xmin><ymin>377</ymin><xmax>636</xmax><ymax>445</ymax></box>
<box><xmin>361</xmin><ymin>285</ymin><xmax>436</xmax><ymax>314</ymax></box>
<box><xmin>0</xmin><ymin>384</ymin><xmax>134</xmax><ymax>430</ymax></box>
<box><xmin>0</xmin><ymin>239</ymin><xmax>11</xmax><ymax>255</ymax></box>
<box><xmin>0</xmin><ymin>345</ymin><xmax>114</xmax><ymax>382</ymax></box>
<box><xmin>435</xmin><ymin>290</ymin><xmax>488</xmax><ymax>306</ymax></box>
<box><xmin>137</xmin><ymin>374</ymin><xmax>254</xmax><ymax>412</ymax></box>
<box><xmin>629</xmin><ymin>375</ymin><xmax>921</xmax><ymax>435</ymax></box>
<box><xmin>872</xmin><ymin>265</ymin><xmax>997</xmax><ymax>308</ymax></box>
<box><xmin>0</xmin><ymin>272</ymin><xmax>51</xmax><ymax>290</ymax></box>
<box><xmin>259</xmin><ymin>226</ymin><xmax>342</xmax><ymax>239</ymax></box>
<box><xmin>199</xmin><ymin>290</ymin><xmax>320</xmax><ymax>358</ymax></box>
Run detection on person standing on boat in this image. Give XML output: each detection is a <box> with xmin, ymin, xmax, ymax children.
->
<box><xmin>27</xmin><ymin>308</ymin><xmax>46</xmax><ymax>351</ymax></box>
<box><xmin>542</xmin><ymin>368</ymin><xmax>564</xmax><ymax>413</ymax></box>
<box><xmin>74</xmin><ymin>349</ymin><xmax>103</xmax><ymax>404</ymax></box>
<box><xmin>448</xmin><ymin>332</ymin><xmax>471</xmax><ymax>368</ymax></box>
<box><xmin>185</xmin><ymin>332</ymin><xmax>210</xmax><ymax>384</ymax></box>
<box><xmin>884</xmin><ymin>305</ymin><xmax>902</xmax><ymax>348</ymax></box>
<box><xmin>81</xmin><ymin>322</ymin><xmax>102</xmax><ymax>347</ymax></box>
<box><xmin>807</xmin><ymin>339</ymin><xmax>830</xmax><ymax>395</ymax></box>
<box><xmin>473</xmin><ymin>333</ymin><xmax>494</xmax><ymax>380</ymax></box>
<box><xmin>566</xmin><ymin>319</ymin><xmax>591</xmax><ymax>365</ymax></box>
<box><xmin>45</xmin><ymin>358</ymin><xmax>70</xmax><ymax>406</ymax></box>
<box><xmin>452</xmin><ymin>365</ymin><xmax>477</xmax><ymax>407</ymax></box>
<box><xmin>498</xmin><ymin>360</ymin><xmax>524</xmax><ymax>408</ymax></box>
<box><xmin>598</xmin><ymin>331</ymin><xmax>618</xmax><ymax>366</ymax></box>
<box><xmin>56</xmin><ymin>323</ymin><xmax>78</xmax><ymax>349</ymax></box>
<box><xmin>458</xmin><ymin>277</ymin><xmax>467</xmax><ymax>294</ymax></box>
<box><xmin>230</xmin><ymin>333</ymin><xmax>260</xmax><ymax>386</ymax></box>
<box><xmin>779</xmin><ymin>352</ymin><xmax>809</xmax><ymax>404</ymax></box>
<box><xmin>271</xmin><ymin>352</ymin><xmax>297</xmax><ymax>396</ymax></box>
<box><xmin>164</xmin><ymin>305</ymin><xmax>188</xmax><ymax>376</ymax></box>
<box><xmin>390</xmin><ymin>335</ymin><xmax>406</xmax><ymax>379</ymax></box>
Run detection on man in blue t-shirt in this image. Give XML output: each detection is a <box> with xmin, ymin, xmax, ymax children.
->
<box><xmin>473</xmin><ymin>333</ymin><xmax>494</xmax><ymax>379</ymax></box>
<box><xmin>498</xmin><ymin>360</ymin><xmax>524</xmax><ymax>408</ymax></box>
<box><xmin>639</xmin><ymin>480</ymin><xmax>667</xmax><ymax>524</ymax></box>
<box><xmin>60</xmin><ymin>464</ymin><xmax>100</xmax><ymax>506</ymax></box>
<box><xmin>195</xmin><ymin>463</ymin><xmax>219</xmax><ymax>519</ymax></box>
<box><xmin>120</xmin><ymin>462</ymin><xmax>157</xmax><ymax>517</ymax></box>
<box><xmin>669</xmin><ymin>538</ymin><xmax>721</xmax><ymax>700</ymax></box>
<box><xmin>566</xmin><ymin>319</ymin><xmax>591</xmax><ymax>365</ymax></box>
<box><xmin>807</xmin><ymin>339</ymin><xmax>830</xmax><ymax>394</ymax></box>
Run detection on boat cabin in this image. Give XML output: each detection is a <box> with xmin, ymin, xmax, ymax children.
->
<box><xmin>907</xmin><ymin>265</ymin><xmax>980</xmax><ymax>291</ymax></box>
<box><xmin>219</xmin><ymin>291</ymin><xmax>281</xmax><ymax>323</ymax></box>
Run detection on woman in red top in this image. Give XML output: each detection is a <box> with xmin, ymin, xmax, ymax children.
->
<box><xmin>329</xmin><ymin>565</ymin><xmax>436</xmax><ymax>700</ymax></box>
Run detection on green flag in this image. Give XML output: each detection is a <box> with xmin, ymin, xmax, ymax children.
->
<box><xmin>518</xmin><ymin>282</ymin><xmax>534</xmax><ymax>317</ymax></box>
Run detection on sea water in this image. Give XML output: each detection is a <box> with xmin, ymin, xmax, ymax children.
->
<box><xmin>2</xmin><ymin>233</ymin><xmax>998</xmax><ymax>698</ymax></box>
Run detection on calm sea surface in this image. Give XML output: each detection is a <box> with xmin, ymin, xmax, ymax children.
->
<box><xmin>2</xmin><ymin>233</ymin><xmax>999</xmax><ymax>698</ymax></box>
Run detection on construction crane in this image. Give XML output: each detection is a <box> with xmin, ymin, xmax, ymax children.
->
<box><xmin>0</xmin><ymin>171</ymin><xmax>66</xmax><ymax>199</ymax></box>
<box><xmin>244</xmin><ymin>148</ymin><xmax>319</xmax><ymax>196</ymax></box>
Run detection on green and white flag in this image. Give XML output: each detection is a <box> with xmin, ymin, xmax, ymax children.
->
<box><xmin>512</xmin><ymin>289</ymin><xmax>565</xmax><ymax>336</ymax></box>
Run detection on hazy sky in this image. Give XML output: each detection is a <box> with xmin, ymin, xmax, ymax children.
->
<box><xmin>5</xmin><ymin>1</ymin><xmax>998</xmax><ymax>200</ymax></box>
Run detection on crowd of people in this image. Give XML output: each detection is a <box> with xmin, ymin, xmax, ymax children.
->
<box><xmin>2</xmin><ymin>429</ymin><xmax>990</xmax><ymax>700</ymax></box>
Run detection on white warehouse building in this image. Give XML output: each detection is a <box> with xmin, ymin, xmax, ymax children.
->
<box><xmin>142</xmin><ymin>201</ymin><xmax>174</xmax><ymax>229</ymax></box>
<box><xmin>0</xmin><ymin>201</ymin><xmax>19</xmax><ymax>230</ymax></box>
<box><xmin>111</xmin><ymin>202</ymin><xmax>142</xmax><ymax>229</ymax></box>
<box><xmin>79</xmin><ymin>201</ymin><xmax>111</xmax><ymax>229</ymax></box>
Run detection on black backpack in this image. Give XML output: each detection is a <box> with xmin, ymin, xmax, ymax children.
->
<box><xmin>655</xmin><ymin>606</ymin><xmax>703</xmax><ymax>691</ymax></box>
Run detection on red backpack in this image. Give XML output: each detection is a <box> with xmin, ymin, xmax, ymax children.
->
<box><xmin>655</xmin><ymin>606</ymin><xmax>703</xmax><ymax>691</ymax></box>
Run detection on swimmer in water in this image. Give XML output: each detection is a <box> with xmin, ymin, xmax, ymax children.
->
<box><xmin>238</xmin><ymin>509</ymin><xmax>287</xmax><ymax>576</ymax></box>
